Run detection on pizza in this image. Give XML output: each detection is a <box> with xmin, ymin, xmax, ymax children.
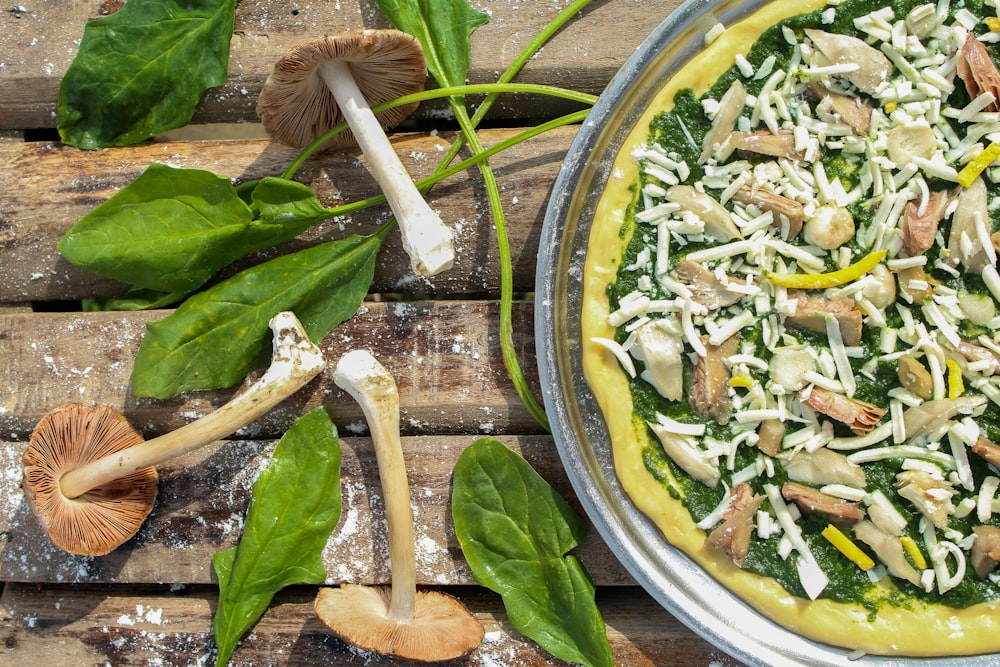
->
<box><xmin>582</xmin><ymin>0</ymin><xmax>1000</xmax><ymax>656</ymax></box>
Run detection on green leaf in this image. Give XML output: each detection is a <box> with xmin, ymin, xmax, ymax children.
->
<box><xmin>58</xmin><ymin>166</ymin><xmax>327</xmax><ymax>295</ymax></box>
<box><xmin>212</xmin><ymin>406</ymin><xmax>341</xmax><ymax>666</ymax></box>
<box><xmin>57</xmin><ymin>0</ymin><xmax>236</xmax><ymax>149</ymax></box>
<box><xmin>131</xmin><ymin>228</ymin><xmax>386</xmax><ymax>398</ymax></box>
<box><xmin>452</xmin><ymin>439</ymin><xmax>612</xmax><ymax>667</ymax></box>
<box><xmin>83</xmin><ymin>287</ymin><xmax>186</xmax><ymax>312</ymax></box>
<box><xmin>375</xmin><ymin>0</ymin><xmax>489</xmax><ymax>88</ymax></box>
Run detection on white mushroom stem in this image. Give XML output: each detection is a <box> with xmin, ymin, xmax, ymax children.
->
<box><xmin>317</xmin><ymin>60</ymin><xmax>454</xmax><ymax>277</ymax></box>
<box><xmin>333</xmin><ymin>349</ymin><xmax>415</xmax><ymax>622</ymax></box>
<box><xmin>58</xmin><ymin>312</ymin><xmax>326</xmax><ymax>500</ymax></box>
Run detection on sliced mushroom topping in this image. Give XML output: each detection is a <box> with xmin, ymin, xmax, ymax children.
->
<box><xmin>800</xmin><ymin>386</ymin><xmax>886</xmax><ymax>435</ymax></box>
<box><xmin>853</xmin><ymin>520</ymin><xmax>923</xmax><ymax>586</ymax></box>
<box><xmin>767</xmin><ymin>347</ymin><xmax>816</xmax><ymax>394</ymax></box>
<box><xmin>666</xmin><ymin>185</ymin><xmax>743</xmax><ymax>241</ymax></box>
<box><xmin>674</xmin><ymin>260</ymin><xmax>745</xmax><ymax>311</ymax></box>
<box><xmin>896</xmin><ymin>470</ymin><xmax>955</xmax><ymax>530</ymax></box>
<box><xmin>783</xmin><ymin>448</ymin><xmax>866</xmax><ymax>488</ymax></box>
<box><xmin>700</xmin><ymin>79</ymin><xmax>746</xmax><ymax>162</ymax></box>
<box><xmin>781</xmin><ymin>481</ymin><xmax>865</xmax><ymax>526</ymax></box>
<box><xmin>897</xmin><ymin>354</ymin><xmax>933</xmax><ymax>400</ymax></box>
<box><xmin>887</xmin><ymin>123</ymin><xmax>938</xmax><ymax>167</ymax></box>
<box><xmin>647</xmin><ymin>422</ymin><xmax>720</xmax><ymax>488</ymax></box>
<box><xmin>802</xmin><ymin>205</ymin><xmax>855</xmax><ymax>250</ymax></box>
<box><xmin>756</xmin><ymin>419</ymin><xmax>785</xmax><ymax>456</ymax></box>
<box><xmin>730</xmin><ymin>129</ymin><xmax>806</xmax><ymax>160</ymax></box>
<box><xmin>902</xmin><ymin>396</ymin><xmax>986</xmax><ymax>439</ymax></box>
<box><xmin>896</xmin><ymin>264</ymin><xmax>938</xmax><ymax>303</ymax></box>
<box><xmin>971</xmin><ymin>437</ymin><xmax>1000</xmax><ymax>469</ymax></box>
<box><xmin>948</xmin><ymin>176</ymin><xmax>992</xmax><ymax>274</ymax></box>
<box><xmin>971</xmin><ymin>525</ymin><xmax>1000</xmax><ymax>579</ymax></box>
<box><xmin>690</xmin><ymin>334</ymin><xmax>738</xmax><ymax>425</ymax></box>
<box><xmin>632</xmin><ymin>317</ymin><xmax>685</xmax><ymax>401</ymax></box>
<box><xmin>901</xmin><ymin>190</ymin><xmax>950</xmax><ymax>257</ymax></box>
<box><xmin>705</xmin><ymin>484</ymin><xmax>766</xmax><ymax>568</ymax></box>
<box><xmin>785</xmin><ymin>292</ymin><xmax>863</xmax><ymax>346</ymax></box>
<box><xmin>804</xmin><ymin>29</ymin><xmax>893</xmax><ymax>95</ymax></box>
<box><xmin>809</xmin><ymin>82</ymin><xmax>872</xmax><ymax>135</ymax></box>
<box><xmin>957</xmin><ymin>291</ymin><xmax>996</xmax><ymax>326</ymax></box>
<box><xmin>952</xmin><ymin>340</ymin><xmax>1000</xmax><ymax>375</ymax></box>
<box><xmin>957</xmin><ymin>33</ymin><xmax>1000</xmax><ymax>113</ymax></box>
<box><xmin>861</xmin><ymin>263</ymin><xmax>896</xmax><ymax>309</ymax></box>
<box><xmin>732</xmin><ymin>186</ymin><xmax>803</xmax><ymax>239</ymax></box>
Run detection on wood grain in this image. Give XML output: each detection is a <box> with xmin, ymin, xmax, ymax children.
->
<box><xmin>1</xmin><ymin>435</ymin><xmax>631</xmax><ymax>586</ymax></box>
<box><xmin>0</xmin><ymin>0</ymin><xmax>679</xmax><ymax>130</ymax></box>
<box><xmin>0</xmin><ymin>1</ymin><xmax>752</xmax><ymax>664</ymax></box>
<box><xmin>0</xmin><ymin>302</ymin><xmax>543</xmax><ymax>441</ymax></box>
<box><xmin>0</xmin><ymin>583</ymin><xmax>746</xmax><ymax>667</ymax></box>
<box><xmin>0</xmin><ymin>127</ymin><xmax>572</xmax><ymax>304</ymax></box>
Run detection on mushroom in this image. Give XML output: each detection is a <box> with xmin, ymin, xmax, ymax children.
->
<box><xmin>665</xmin><ymin>185</ymin><xmax>743</xmax><ymax>241</ymax></box>
<box><xmin>689</xmin><ymin>334</ymin><xmax>738</xmax><ymax>425</ymax></box>
<box><xmin>674</xmin><ymin>260</ymin><xmax>747</xmax><ymax>311</ymax></box>
<box><xmin>785</xmin><ymin>292</ymin><xmax>863</xmax><ymax>346</ymax></box>
<box><xmin>21</xmin><ymin>311</ymin><xmax>326</xmax><ymax>556</ymax></box>
<box><xmin>314</xmin><ymin>350</ymin><xmax>483</xmax><ymax>661</ymax></box>
<box><xmin>799</xmin><ymin>386</ymin><xmax>886</xmax><ymax>435</ymax></box>
<box><xmin>705</xmin><ymin>483</ymin><xmax>766</xmax><ymax>567</ymax></box>
<box><xmin>257</xmin><ymin>30</ymin><xmax>454</xmax><ymax>278</ymax></box>
<box><xmin>783</xmin><ymin>448</ymin><xmax>866</xmax><ymax>488</ymax></box>
<box><xmin>731</xmin><ymin>186</ymin><xmax>804</xmax><ymax>239</ymax></box>
<box><xmin>781</xmin><ymin>481</ymin><xmax>865</xmax><ymax>526</ymax></box>
<box><xmin>853</xmin><ymin>520</ymin><xmax>923</xmax><ymax>586</ymax></box>
<box><xmin>804</xmin><ymin>29</ymin><xmax>892</xmax><ymax>96</ymax></box>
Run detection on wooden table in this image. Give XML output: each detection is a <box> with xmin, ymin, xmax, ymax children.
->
<box><xmin>0</xmin><ymin>1</ymin><xmax>746</xmax><ymax>665</ymax></box>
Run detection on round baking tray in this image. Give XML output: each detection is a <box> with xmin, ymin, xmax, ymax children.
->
<box><xmin>534</xmin><ymin>0</ymin><xmax>994</xmax><ymax>665</ymax></box>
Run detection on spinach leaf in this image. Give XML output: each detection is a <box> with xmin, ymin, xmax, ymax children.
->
<box><xmin>131</xmin><ymin>226</ymin><xmax>387</xmax><ymax>398</ymax></box>
<box><xmin>83</xmin><ymin>287</ymin><xmax>186</xmax><ymax>312</ymax></box>
<box><xmin>452</xmin><ymin>438</ymin><xmax>612</xmax><ymax>667</ymax></box>
<box><xmin>57</xmin><ymin>0</ymin><xmax>236</xmax><ymax>149</ymax></box>
<box><xmin>212</xmin><ymin>406</ymin><xmax>342</xmax><ymax>667</ymax></box>
<box><xmin>376</xmin><ymin>0</ymin><xmax>489</xmax><ymax>89</ymax></box>
<box><xmin>59</xmin><ymin>166</ymin><xmax>327</xmax><ymax>295</ymax></box>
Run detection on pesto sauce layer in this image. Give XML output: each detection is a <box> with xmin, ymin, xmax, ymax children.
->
<box><xmin>609</xmin><ymin>0</ymin><xmax>1000</xmax><ymax>610</ymax></box>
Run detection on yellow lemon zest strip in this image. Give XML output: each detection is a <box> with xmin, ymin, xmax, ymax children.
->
<box><xmin>900</xmin><ymin>535</ymin><xmax>928</xmax><ymax>569</ymax></box>
<box><xmin>822</xmin><ymin>524</ymin><xmax>876</xmax><ymax>571</ymax></box>
<box><xmin>729</xmin><ymin>375</ymin><xmax>754</xmax><ymax>388</ymax></box>
<box><xmin>958</xmin><ymin>142</ymin><xmax>1000</xmax><ymax>188</ymax></box>
<box><xmin>986</xmin><ymin>16</ymin><xmax>1000</xmax><ymax>32</ymax></box>
<box><xmin>764</xmin><ymin>249</ymin><xmax>887</xmax><ymax>289</ymax></box>
<box><xmin>946</xmin><ymin>358</ymin><xmax>965</xmax><ymax>399</ymax></box>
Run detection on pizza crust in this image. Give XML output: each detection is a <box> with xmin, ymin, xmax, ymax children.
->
<box><xmin>581</xmin><ymin>0</ymin><xmax>1000</xmax><ymax>656</ymax></box>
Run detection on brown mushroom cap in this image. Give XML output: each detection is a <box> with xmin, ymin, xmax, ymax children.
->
<box><xmin>22</xmin><ymin>404</ymin><xmax>158</xmax><ymax>556</ymax></box>
<box><xmin>314</xmin><ymin>584</ymin><xmax>484</xmax><ymax>662</ymax></box>
<box><xmin>257</xmin><ymin>29</ymin><xmax>427</xmax><ymax>150</ymax></box>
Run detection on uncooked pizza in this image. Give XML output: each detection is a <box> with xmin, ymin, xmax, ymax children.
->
<box><xmin>583</xmin><ymin>0</ymin><xmax>1000</xmax><ymax>655</ymax></box>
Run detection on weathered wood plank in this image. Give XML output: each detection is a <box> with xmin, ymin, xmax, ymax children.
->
<box><xmin>0</xmin><ymin>301</ymin><xmax>543</xmax><ymax>441</ymax></box>
<box><xmin>0</xmin><ymin>126</ymin><xmax>571</xmax><ymax>303</ymax></box>
<box><xmin>0</xmin><ymin>583</ymin><xmax>745</xmax><ymax>667</ymax></box>
<box><xmin>0</xmin><ymin>1</ymin><xmax>677</xmax><ymax>130</ymax></box>
<box><xmin>1</xmin><ymin>435</ymin><xmax>631</xmax><ymax>585</ymax></box>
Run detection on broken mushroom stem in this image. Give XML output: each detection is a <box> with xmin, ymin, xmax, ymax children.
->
<box><xmin>316</xmin><ymin>59</ymin><xmax>453</xmax><ymax>278</ymax></box>
<box><xmin>333</xmin><ymin>349</ymin><xmax>416</xmax><ymax>621</ymax></box>
<box><xmin>58</xmin><ymin>311</ymin><xmax>326</xmax><ymax>500</ymax></box>
<box><xmin>316</xmin><ymin>350</ymin><xmax>483</xmax><ymax>661</ymax></box>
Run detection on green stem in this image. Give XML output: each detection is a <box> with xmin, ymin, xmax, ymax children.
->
<box><xmin>307</xmin><ymin>111</ymin><xmax>589</xmax><ymax>220</ymax></box>
<box><xmin>282</xmin><ymin>82</ymin><xmax>596</xmax><ymax>180</ymax></box>
<box><xmin>449</xmin><ymin>96</ymin><xmax>550</xmax><ymax>431</ymax></box>
<box><xmin>426</xmin><ymin>0</ymin><xmax>596</xmax><ymax>184</ymax></box>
